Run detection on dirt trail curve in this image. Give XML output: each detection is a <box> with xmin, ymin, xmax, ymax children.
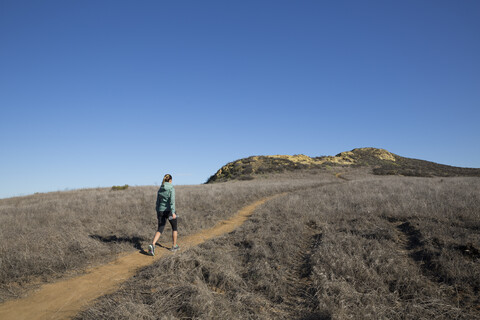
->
<box><xmin>0</xmin><ymin>194</ymin><xmax>281</xmax><ymax>320</ymax></box>
<box><xmin>335</xmin><ymin>172</ymin><xmax>349</xmax><ymax>181</ymax></box>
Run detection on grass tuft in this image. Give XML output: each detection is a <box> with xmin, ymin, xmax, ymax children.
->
<box><xmin>111</xmin><ymin>184</ymin><xmax>129</xmax><ymax>191</ymax></box>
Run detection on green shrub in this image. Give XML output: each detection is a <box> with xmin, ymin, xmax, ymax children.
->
<box><xmin>111</xmin><ymin>184</ymin><xmax>129</xmax><ymax>191</ymax></box>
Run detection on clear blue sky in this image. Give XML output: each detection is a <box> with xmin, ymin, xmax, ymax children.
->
<box><xmin>1</xmin><ymin>0</ymin><xmax>479</xmax><ymax>198</ymax></box>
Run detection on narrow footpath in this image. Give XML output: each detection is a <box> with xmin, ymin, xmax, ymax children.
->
<box><xmin>0</xmin><ymin>195</ymin><xmax>280</xmax><ymax>320</ymax></box>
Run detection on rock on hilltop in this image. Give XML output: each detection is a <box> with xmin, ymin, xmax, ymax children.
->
<box><xmin>206</xmin><ymin>148</ymin><xmax>480</xmax><ymax>183</ymax></box>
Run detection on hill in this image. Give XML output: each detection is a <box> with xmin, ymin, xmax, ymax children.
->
<box><xmin>76</xmin><ymin>173</ymin><xmax>480</xmax><ymax>319</ymax></box>
<box><xmin>206</xmin><ymin>147</ymin><xmax>480</xmax><ymax>183</ymax></box>
<box><xmin>1</xmin><ymin>169</ymin><xmax>479</xmax><ymax>319</ymax></box>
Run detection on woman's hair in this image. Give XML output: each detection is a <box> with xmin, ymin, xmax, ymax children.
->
<box><xmin>162</xmin><ymin>174</ymin><xmax>172</xmax><ymax>184</ymax></box>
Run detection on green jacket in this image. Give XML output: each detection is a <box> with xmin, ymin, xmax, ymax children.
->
<box><xmin>155</xmin><ymin>182</ymin><xmax>175</xmax><ymax>213</ymax></box>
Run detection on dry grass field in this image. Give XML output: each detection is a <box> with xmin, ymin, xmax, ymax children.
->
<box><xmin>1</xmin><ymin>168</ymin><xmax>479</xmax><ymax>319</ymax></box>
<box><xmin>0</xmin><ymin>170</ymin><xmax>334</xmax><ymax>302</ymax></box>
<box><xmin>73</xmin><ymin>172</ymin><xmax>479</xmax><ymax>320</ymax></box>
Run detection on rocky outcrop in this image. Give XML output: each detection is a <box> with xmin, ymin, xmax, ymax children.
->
<box><xmin>206</xmin><ymin>148</ymin><xmax>480</xmax><ymax>183</ymax></box>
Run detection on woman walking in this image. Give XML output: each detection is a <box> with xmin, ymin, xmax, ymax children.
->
<box><xmin>148</xmin><ymin>174</ymin><xmax>179</xmax><ymax>256</ymax></box>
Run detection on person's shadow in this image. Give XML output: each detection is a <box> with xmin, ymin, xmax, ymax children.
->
<box><xmin>89</xmin><ymin>234</ymin><xmax>172</xmax><ymax>256</ymax></box>
<box><xmin>90</xmin><ymin>234</ymin><xmax>149</xmax><ymax>255</ymax></box>
<box><xmin>139</xmin><ymin>243</ymin><xmax>171</xmax><ymax>256</ymax></box>
<box><xmin>139</xmin><ymin>247</ymin><xmax>150</xmax><ymax>256</ymax></box>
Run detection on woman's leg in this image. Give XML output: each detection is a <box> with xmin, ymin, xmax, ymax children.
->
<box><xmin>153</xmin><ymin>231</ymin><xmax>162</xmax><ymax>245</ymax></box>
<box><xmin>169</xmin><ymin>216</ymin><xmax>178</xmax><ymax>247</ymax></box>
<box><xmin>154</xmin><ymin>211</ymin><xmax>167</xmax><ymax>245</ymax></box>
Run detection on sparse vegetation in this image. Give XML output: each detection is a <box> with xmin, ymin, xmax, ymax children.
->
<box><xmin>1</xmin><ymin>157</ymin><xmax>479</xmax><ymax>319</ymax></box>
<box><xmin>373</xmin><ymin>156</ymin><xmax>480</xmax><ymax>177</ymax></box>
<box><xmin>206</xmin><ymin>148</ymin><xmax>480</xmax><ymax>183</ymax></box>
<box><xmin>111</xmin><ymin>184</ymin><xmax>129</xmax><ymax>191</ymax></box>
<box><xmin>0</xmin><ymin>171</ymin><xmax>334</xmax><ymax>302</ymax></box>
<box><xmin>75</xmin><ymin>174</ymin><xmax>480</xmax><ymax>319</ymax></box>
<box><xmin>206</xmin><ymin>155</ymin><xmax>326</xmax><ymax>183</ymax></box>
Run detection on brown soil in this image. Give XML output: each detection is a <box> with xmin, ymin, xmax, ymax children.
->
<box><xmin>335</xmin><ymin>172</ymin><xmax>349</xmax><ymax>181</ymax></box>
<box><xmin>0</xmin><ymin>195</ymin><xmax>281</xmax><ymax>320</ymax></box>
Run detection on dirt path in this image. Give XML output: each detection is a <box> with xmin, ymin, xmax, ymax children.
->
<box><xmin>335</xmin><ymin>172</ymin><xmax>349</xmax><ymax>181</ymax></box>
<box><xmin>0</xmin><ymin>195</ymin><xmax>281</xmax><ymax>320</ymax></box>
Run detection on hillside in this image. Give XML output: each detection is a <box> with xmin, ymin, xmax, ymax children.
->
<box><xmin>76</xmin><ymin>174</ymin><xmax>480</xmax><ymax>319</ymax></box>
<box><xmin>1</xmin><ymin>169</ymin><xmax>479</xmax><ymax>319</ymax></box>
<box><xmin>207</xmin><ymin>147</ymin><xmax>480</xmax><ymax>183</ymax></box>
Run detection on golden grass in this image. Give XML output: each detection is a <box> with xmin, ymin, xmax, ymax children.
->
<box><xmin>75</xmin><ymin>174</ymin><xmax>480</xmax><ymax>319</ymax></box>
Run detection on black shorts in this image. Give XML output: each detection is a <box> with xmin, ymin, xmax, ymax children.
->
<box><xmin>157</xmin><ymin>210</ymin><xmax>178</xmax><ymax>233</ymax></box>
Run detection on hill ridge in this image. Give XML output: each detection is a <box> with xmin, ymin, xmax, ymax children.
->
<box><xmin>207</xmin><ymin>147</ymin><xmax>480</xmax><ymax>183</ymax></box>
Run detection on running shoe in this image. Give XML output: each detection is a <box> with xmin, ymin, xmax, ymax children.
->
<box><xmin>170</xmin><ymin>244</ymin><xmax>180</xmax><ymax>252</ymax></box>
<box><xmin>148</xmin><ymin>244</ymin><xmax>155</xmax><ymax>256</ymax></box>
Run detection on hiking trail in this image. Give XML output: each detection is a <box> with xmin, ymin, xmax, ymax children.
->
<box><xmin>0</xmin><ymin>195</ymin><xmax>280</xmax><ymax>320</ymax></box>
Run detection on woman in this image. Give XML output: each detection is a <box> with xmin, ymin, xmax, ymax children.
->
<box><xmin>148</xmin><ymin>174</ymin><xmax>179</xmax><ymax>256</ymax></box>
